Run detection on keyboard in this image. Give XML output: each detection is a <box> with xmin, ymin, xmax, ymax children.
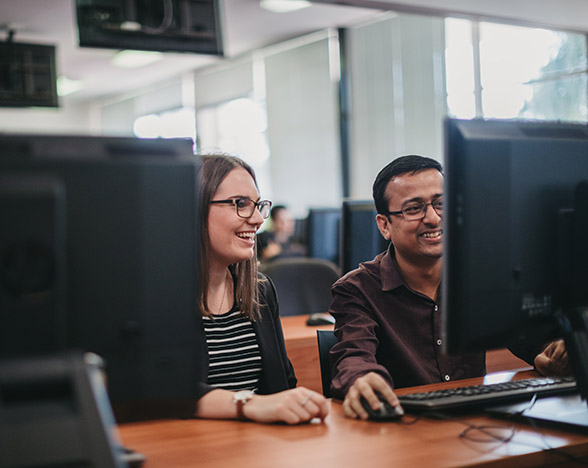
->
<box><xmin>398</xmin><ymin>376</ymin><xmax>577</xmax><ymax>412</ymax></box>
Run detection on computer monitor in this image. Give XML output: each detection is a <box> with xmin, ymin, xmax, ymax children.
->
<box><xmin>0</xmin><ymin>134</ymin><xmax>201</xmax><ymax>422</ymax></box>
<box><xmin>307</xmin><ymin>207</ymin><xmax>341</xmax><ymax>265</ymax></box>
<box><xmin>291</xmin><ymin>216</ymin><xmax>308</xmax><ymax>247</ymax></box>
<box><xmin>340</xmin><ymin>200</ymin><xmax>390</xmax><ymax>274</ymax></box>
<box><xmin>443</xmin><ymin>118</ymin><xmax>588</xmax><ymax>402</ymax></box>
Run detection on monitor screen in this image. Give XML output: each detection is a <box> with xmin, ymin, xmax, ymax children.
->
<box><xmin>340</xmin><ymin>200</ymin><xmax>390</xmax><ymax>274</ymax></box>
<box><xmin>0</xmin><ymin>134</ymin><xmax>201</xmax><ymax>422</ymax></box>
<box><xmin>291</xmin><ymin>216</ymin><xmax>308</xmax><ymax>247</ymax></box>
<box><xmin>442</xmin><ymin>118</ymin><xmax>588</xmax><ymax>395</ymax></box>
<box><xmin>76</xmin><ymin>0</ymin><xmax>223</xmax><ymax>55</ymax></box>
<box><xmin>307</xmin><ymin>207</ymin><xmax>341</xmax><ymax>265</ymax></box>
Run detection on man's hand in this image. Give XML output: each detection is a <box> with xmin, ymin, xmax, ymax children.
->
<box><xmin>342</xmin><ymin>372</ymin><xmax>401</xmax><ymax>420</ymax></box>
<box><xmin>534</xmin><ymin>339</ymin><xmax>572</xmax><ymax>376</ymax></box>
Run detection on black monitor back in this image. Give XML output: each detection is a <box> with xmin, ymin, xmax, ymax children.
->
<box><xmin>340</xmin><ymin>200</ymin><xmax>389</xmax><ymax>274</ymax></box>
<box><xmin>0</xmin><ymin>134</ymin><xmax>201</xmax><ymax>421</ymax></box>
<box><xmin>307</xmin><ymin>207</ymin><xmax>341</xmax><ymax>265</ymax></box>
<box><xmin>443</xmin><ymin>118</ymin><xmax>588</xmax><ymax>355</ymax></box>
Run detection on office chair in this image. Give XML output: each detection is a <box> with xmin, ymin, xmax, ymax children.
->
<box><xmin>316</xmin><ymin>329</ymin><xmax>338</xmax><ymax>398</ymax></box>
<box><xmin>259</xmin><ymin>257</ymin><xmax>340</xmax><ymax>317</ymax></box>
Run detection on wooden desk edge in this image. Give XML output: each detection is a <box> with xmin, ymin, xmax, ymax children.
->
<box><xmin>118</xmin><ymin>370</ymin><xmax>588</xmax><ymax>468</ymax></box>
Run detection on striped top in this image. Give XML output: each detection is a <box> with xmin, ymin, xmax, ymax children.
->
<box><xmin>202</xmin><ymin>308</ymin><xmax>262</xmax><ymax>391</ymax></box>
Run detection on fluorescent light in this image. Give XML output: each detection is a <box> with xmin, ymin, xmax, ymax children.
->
<box><xmin>111</xmin><ymin>50</ymin><xmax>163</xmax><ymax>69</ymax></box>
<box><xmin>259</xmin><ymin>0</ymin><xmax>311</xmax><ymax>13</ymax></box>
<box><xmin>56</xmin><ymin>75</ymin><xmax>84</xmax><ymax>96</ymax></box>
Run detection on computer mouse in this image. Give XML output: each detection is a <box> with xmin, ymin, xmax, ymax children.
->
<box><xmin>360</xmin><ymin>395</ymin><xmax>404</xmax><ymax>421</ymax></box>
<box><xmin>306</xmin><ymin>312</ymin><xmax>335</xmax><ymax>326</ymax></box>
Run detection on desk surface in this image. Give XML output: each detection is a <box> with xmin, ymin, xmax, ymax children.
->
<box><xmin>118</xmin><ymin>371</ymin><xmax>588</xmax><ymax>468</ymax></box>
<box><xmin>281</xmin><ymin>314</ymin><xmax>334</xmax><ymax>340</ymax></box>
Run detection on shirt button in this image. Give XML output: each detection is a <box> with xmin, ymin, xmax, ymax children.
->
<box><xmin>436</xmin><ymin>339</ymin><xmax>442</xmax><ymax>346</ymax></box>
<box><xmin>434</xmin><ymin>305</ymin><xmax>438</xmax><ymax>312</ymax></box>
<box><xmin>444</xmin><ymin>375</ymin><xmax>450</xmax><ymax>381</ymax></box>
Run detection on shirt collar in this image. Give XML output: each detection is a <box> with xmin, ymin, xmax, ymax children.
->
<box><xmin>380</xmin><ymin>244</ymin><xmax>406</xmax><ymax>292</ymax></box>
<box><xmin>380</xmin><ymin>244</ymin><xmax>443</xmax><ymax>302</ymax></box>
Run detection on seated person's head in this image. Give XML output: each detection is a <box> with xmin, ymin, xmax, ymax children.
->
<box><xmin>270</xmin><ymin>205</ymin><xmax>295</xmax><ymax>239</ymax></box>
<box><xmin>372</xmin><ymin>155</ymin><xmax>444</xmax><ymax>262</ymax></box>
<box><xmin>198</xmin><ymin>153</ymin><xmax>271</xmax><ymax>317</ymax></box>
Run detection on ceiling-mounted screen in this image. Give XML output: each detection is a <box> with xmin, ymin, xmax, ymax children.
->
<box><xmin>76</xmin><ymin>0</ymin><xmax>223</xmax><ymax>55</ymax></box>
<box><xmin>0</xmin><ymin>42</ymin><xmax>58</xmax><ymax>108</ymax></box>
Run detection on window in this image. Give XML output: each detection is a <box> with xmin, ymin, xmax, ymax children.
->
<box><xmin>133</xmin><ymin>107</ymin><xmax>196</xmax><ymax>141</ymax></box>
<box><xmin>445</xmin><ymin>18</ymin><xmax>588</xmax><ymax>122</ymax></box>
<box><xmin>196</xmin><ymin>97</ymin><xmax>272</xmax><ymax>199</ymax></box>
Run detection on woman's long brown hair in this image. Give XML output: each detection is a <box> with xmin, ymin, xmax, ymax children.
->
<box><xmin>198</xmin><ymin>154</ymin><xmax>261</xmax><ymax>320</ymax></box>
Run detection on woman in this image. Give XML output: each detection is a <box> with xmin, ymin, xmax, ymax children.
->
<box><xmin>194</xmin><ymin>154</ymin><xmax>329</xmax><ymax>424</ymax></box>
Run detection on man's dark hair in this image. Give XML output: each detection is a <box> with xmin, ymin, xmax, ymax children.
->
<box><xmin>372</xmin><ymin>155</ymin><xmax>443</xmax><ymax>215</ymax></box>
<box><xmin>270</xmin><ymin>205</ymin><xmax>287</xmax><ymax>220</ymax></box>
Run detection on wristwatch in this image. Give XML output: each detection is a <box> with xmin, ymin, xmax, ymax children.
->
<box><xmin>233</xmin><ymin>390</ymin><xmax>255</xmax><ymax>420</ymax></box>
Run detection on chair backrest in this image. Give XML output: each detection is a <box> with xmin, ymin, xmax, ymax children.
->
<box><xmin>316</xmin><ymin>329</ymin><xmax>338</xmax><ymax>398</ymax></box>
<box><xmin>259</xmin><ymin>257</ymin><xmax>340</xmax><ymax>317</ymax></box>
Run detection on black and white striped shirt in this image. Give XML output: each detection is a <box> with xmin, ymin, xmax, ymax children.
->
<box><xmin>203</xmin><ymin>308</ymin><xmax>262</xmax><ymax>391</ymax></box>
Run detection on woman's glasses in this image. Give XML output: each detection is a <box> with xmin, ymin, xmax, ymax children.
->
<box><xmin>210</xmin><ymin>197</ymin><xmax>272</xmax><ymax>219</ymax></box>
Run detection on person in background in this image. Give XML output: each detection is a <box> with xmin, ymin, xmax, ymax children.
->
<box><xmin>328</xmin><ymin>155</ymin><xmax>571</xmax><ymax>420</ymax></box>
<box><xmin>194</xmin><ymin>154</ymin><xmax>329</xmax><ymax>424</ymax></box>
<box><xmin>257</xmin><ymin>205</ymin><xmax>305</xmax><ymax>262</ymax></box>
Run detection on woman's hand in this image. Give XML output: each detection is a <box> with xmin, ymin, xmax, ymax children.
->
<box><xmin>243</xmin><ymin>387</ymin><xmax>330</xmax><ymax>424</ymax></box>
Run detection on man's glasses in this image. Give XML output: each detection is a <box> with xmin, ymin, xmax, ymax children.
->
<box><xmin>385</xmin><ymin>199</ymin><xmax>443</xmax><ymax>221</ymax></box>
<box><xmin>210</xmin><ymin>197</ymin><xmax>272</xmax><ymax>219</ymax></box>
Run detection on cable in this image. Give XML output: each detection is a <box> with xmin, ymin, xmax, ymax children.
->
<box><xmin>520</xmin><ymin>413</ymin><xmax>588</xmax><ymax>465</ymax></box>
<box><xmin>423</xmin><ymin>411</ymin><xmax>516</xmax><ymax>444</ymax></box>
<box><xmin>417</xmin><ymin>396</ymin><xmax>588</xmax><ymax>465</ymax></box>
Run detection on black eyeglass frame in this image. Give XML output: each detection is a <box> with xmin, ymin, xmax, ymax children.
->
<box><xmin>385</xmin><ymin>200</ymin><xmax>443</xmax><ymax>221</ymax></box>
<box><xmin>210</xmin><ymin>197</ymin><xmax>272</xmax><ymax>219</ymax></box>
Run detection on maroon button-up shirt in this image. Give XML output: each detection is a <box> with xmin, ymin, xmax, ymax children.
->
<box><xmin>329</xmin><ymin>246</ymin><xmax>486</xmax><ymax>400</ymax></box>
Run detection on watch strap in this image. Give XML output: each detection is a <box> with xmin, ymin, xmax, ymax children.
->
<box><xmin>233</xmin><ymin>390</ymin><xmax>254</xmax><ymax>420</ymax></box>
<box><xmin>236</xmin><ymin>399</ymin><xmax>247</xmax><ymax>420</ymax></box>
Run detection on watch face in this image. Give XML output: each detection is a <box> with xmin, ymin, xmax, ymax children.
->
<box><xmin>234</xmin><ymin>390</ymin><xmax>254</xmax><ymax>402</ymax></box>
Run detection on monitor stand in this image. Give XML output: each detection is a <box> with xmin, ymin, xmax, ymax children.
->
<box><xmin>488</xmin><ymin>393</ymin><xmax>588</xmax><ymax>432</ymax></box>
<box><xmin>0</xmin><ymin>352</ymin><xmax>128</xmax><ymax>467</ymax></box>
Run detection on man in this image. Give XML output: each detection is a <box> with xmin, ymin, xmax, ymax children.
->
<box><xmin>257</xmin><ymin>205</ymin><xmax>305</xmax><ymax>262</ymax></box>
<box><xmin>328</xmin><ymin>155</ymin><xmax>570</xmax><ymax>420</ymax></box>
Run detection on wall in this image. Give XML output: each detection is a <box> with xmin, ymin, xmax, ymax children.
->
<box><xmin>192</xmin><ymin>31</ymin><xmax>343</xmax><ymax>218</ymax></box>
<box><xmin>100</xmin><ymin>76</ymin><xmax>191</xmax><ymax>137</ymax></box>
<box><xmin>0</xmin><ymin>100</ymin><xmax>100</xmax><ymax>135</ymax></box>
<box><xmin>346</xmin><ymin>12</ymin><xmax>446</xmax><ymax>199</ymax></box>
<box><xmin>264</xmin><ymin>34</ymin><xmax>343</xmax><ymax>215</ymax></box>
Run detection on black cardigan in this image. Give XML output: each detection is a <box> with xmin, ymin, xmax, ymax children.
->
<box><xmin>194</xmin><ymin>274</ymin><xmax>297</xmax><ymax>400</ymax></box>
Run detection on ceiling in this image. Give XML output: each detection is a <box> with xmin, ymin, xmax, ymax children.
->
<box><xmin>0</xmin><ymin>0</ymin><xmax>380</xmax><ymax>103</ymax></box>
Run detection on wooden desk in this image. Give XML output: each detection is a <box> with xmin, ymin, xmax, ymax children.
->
<box><xmin>119</xmin><ymin>371</ymin><xmax>588</xmax><ymax>468</ymax></box>
<box><xmin>280</xmin><ymin>314</ymin><xmax>532</xmax><ymax>393</ymax></box>
<box><xmin>281</xmin><ymin>315</ymin><xmax>332</xmax><ymax>393</ymax></box>
<box><xmin>486</xmin><ymin>349</ymin><xmax>530</xmax><ymax>374</ymax></box>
